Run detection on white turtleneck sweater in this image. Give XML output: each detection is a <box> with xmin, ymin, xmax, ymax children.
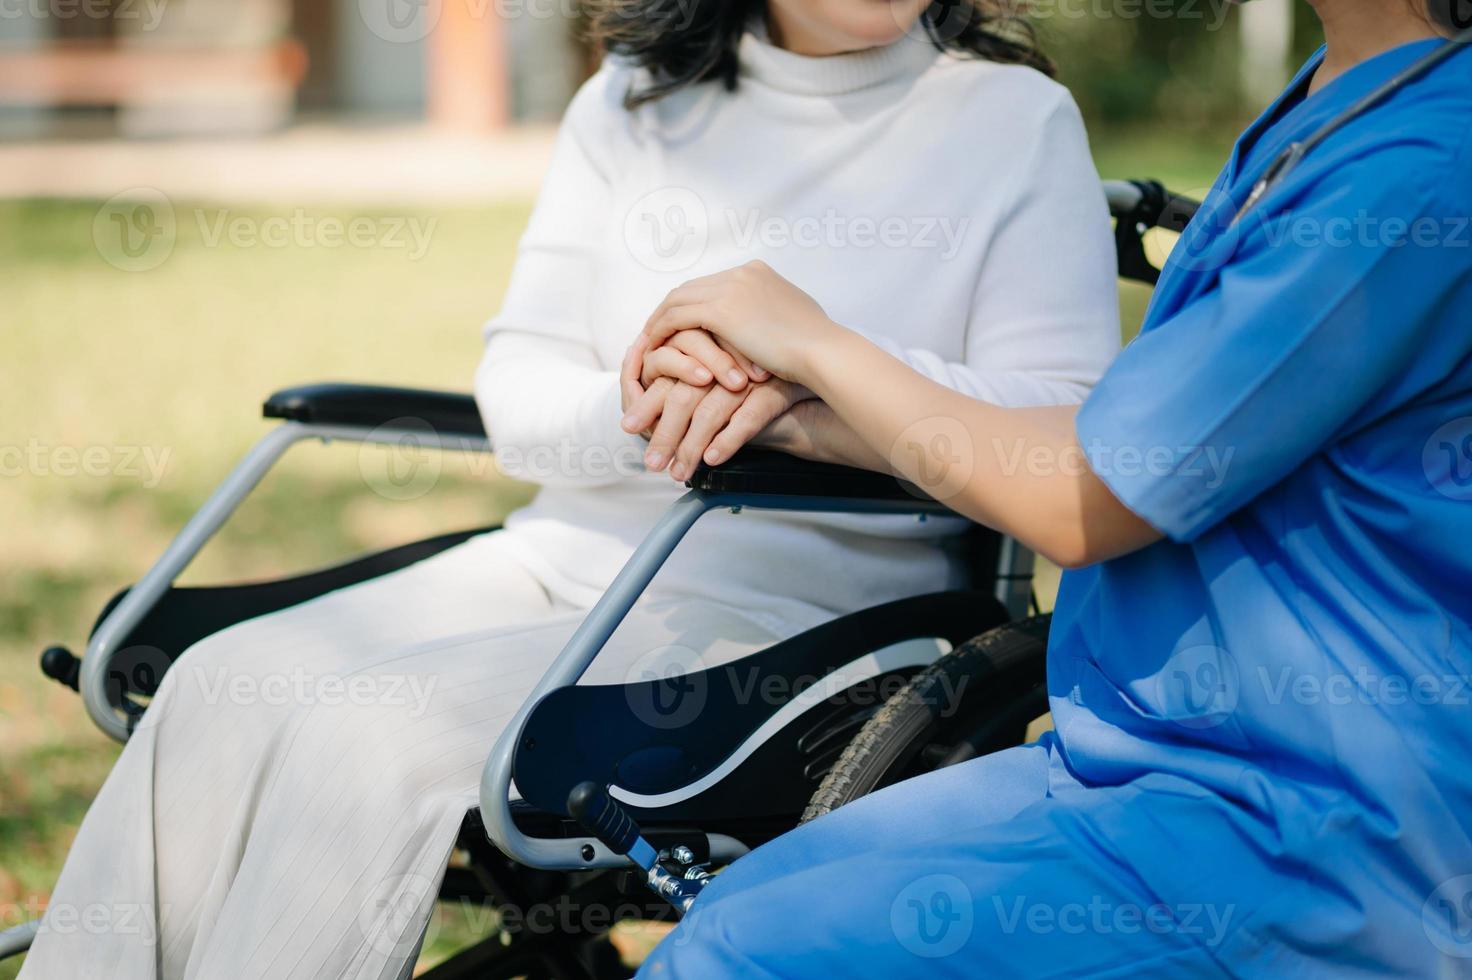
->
<box><xmin>475</xmin><ymin>29</ymin><xmax>1120</xmax><ymax>624</ymax></box>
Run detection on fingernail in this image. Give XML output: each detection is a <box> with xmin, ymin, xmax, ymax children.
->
<box><xmin>727</xmin><ymin>369</ymin><xmax>745</xmax><ymax>387</ymax></box>
<box><xmin>671</xmin><ymin>463</ymin><xmax>687</xmax><ymax>480</ymax></box>
<box><xmin>694</xmin><ymin>368</ymin><xmax>712</xmax><ymax>383</ymax></box>
<box><xmin>621</xmin><ymin>414</ymin><xmax>638</xmax><ymax>431</ymax></box>
<box><xmin>705</xmin><ymin>448</ymin><xmax>722</xmax><ymax>465</ymax></box>
<box><xmin>645</xmin><ymin>450</ymin><xmax>663</xmax><ymax>468</ymax></box>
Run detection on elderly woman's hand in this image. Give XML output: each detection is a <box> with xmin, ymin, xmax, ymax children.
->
<box><xmin>636</xmin><ymin>261</ymin><xmax>844</xmax><ymax>385</ymax></box>
<box><xmin>622</xmin><ymin>376</ymin><xmax>813</xmax><ymax>480</ymax></box>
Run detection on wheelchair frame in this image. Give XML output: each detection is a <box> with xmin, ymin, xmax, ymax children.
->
<box><xmin>2</xmin><ymin>178</ymin><xmax>1198</xmax><ymax>967</ymax></box>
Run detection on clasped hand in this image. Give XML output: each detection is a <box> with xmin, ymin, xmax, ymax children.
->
<box><xmin>620</xmin><ymin>261</ymin><xmax>846</xmax><ymax>480</ymax></box>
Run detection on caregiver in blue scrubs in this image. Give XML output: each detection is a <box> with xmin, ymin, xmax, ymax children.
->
<box><xmin>620</xmin><ymin>0</ymin><xmax>1472</xmax><ymax>974</ymax></box>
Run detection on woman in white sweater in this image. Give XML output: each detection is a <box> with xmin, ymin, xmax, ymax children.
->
<box><xmin>22</xmin><ymin>2</ymin><xmax>1118</xmax><ymax>977</ymax></box>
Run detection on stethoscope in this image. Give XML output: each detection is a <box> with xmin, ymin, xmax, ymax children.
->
<box><xmin>1232</xmin><ymin>31</ymin><xmax>1472</xmax><ymax>225</ymax></box>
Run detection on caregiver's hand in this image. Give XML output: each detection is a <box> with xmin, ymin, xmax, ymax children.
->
<box><xmin>623</xmin><ymin>376</ymin><xmax>812</xmax><ymax>480</ymax></box>
<box><xmin>638</xmin><ymin>261</ymin><xmax>844</xmax><ymax>383</ymax></box>
<box><xmin>622</xmin><ymin>327</ymin><xmax>769</xmax><ymax>398</ymax></box>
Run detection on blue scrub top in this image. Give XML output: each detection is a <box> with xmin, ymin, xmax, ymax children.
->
<box><xmin>1055</xmin><ymin>37</ymin><xmax>1472</xmax><ymax>957</ymax></box>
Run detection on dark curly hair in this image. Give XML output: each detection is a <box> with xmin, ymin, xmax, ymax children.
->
<box><xmin>586</xmin><ymin>0</ymin><xmax>1053</xmax><ymax>108</ymax></box>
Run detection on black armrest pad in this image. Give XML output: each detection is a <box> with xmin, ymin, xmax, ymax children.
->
<box><xmin>687</xmin><ymin>448</ymin><xmax>929</xmax><ymax>504</ymax></box>
<box><xmin>263</xmin><ymin>383</ymin><xmax>486</xmax><ymax>439</ymax></box>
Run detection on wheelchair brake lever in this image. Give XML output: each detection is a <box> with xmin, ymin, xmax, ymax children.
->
<box><xmin>567</xmin><ymin>781</ymin><xmax>713</xmax><ymax>913</ymax></box>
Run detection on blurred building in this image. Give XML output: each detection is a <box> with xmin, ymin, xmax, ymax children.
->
<box><xmin>0</xmin><ymin>0</ymin><xmax>588</xmax><ymax>138</ymax></box>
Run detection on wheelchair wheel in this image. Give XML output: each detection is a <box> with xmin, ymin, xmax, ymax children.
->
<box><xmin>802</xmin><ymin>615</ymin><xmax>1051</xmax><ymax>823</ymax></box>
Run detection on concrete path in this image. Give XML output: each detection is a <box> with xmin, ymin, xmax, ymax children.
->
<box><xmin>0</xmin><ymin>123</ymin><xmax>558</xmax><ymax>204</ymax></box>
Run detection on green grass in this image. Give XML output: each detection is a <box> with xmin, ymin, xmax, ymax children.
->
<box><xmin>0</xmin><ymin>132</ymin><xmax>1224</xmax><ymax>976</ymax></box>
<box><xmin>0</xmin><ymin>197</ymin><xmax>540</xmax><ymax>975</ymax></box>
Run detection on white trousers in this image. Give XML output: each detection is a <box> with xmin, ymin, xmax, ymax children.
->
<box><xmin>21</xmin><ymin>532</ymin><xmax>815</xmax><ymax>980</ymax></box>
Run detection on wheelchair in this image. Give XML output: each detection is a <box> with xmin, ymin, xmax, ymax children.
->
<box><xmin>0</xmin><ymin>180</ymin><xmax>1199</xmax><ymax>977</ymax></box>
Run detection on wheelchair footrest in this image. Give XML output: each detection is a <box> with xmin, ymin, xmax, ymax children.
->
<box><xmin>569</xmin><ymin>782</ymin><xmax>713</xmax><ymax>913</ymax></box>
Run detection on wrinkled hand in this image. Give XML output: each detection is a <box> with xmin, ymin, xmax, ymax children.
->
<box><xmin>622</xmin><ymin>376</ymin><xmax>813</xmax><ymax>480</ymax></box>
<box><xmin>636</xmin><ymin>261</ymin><xmax>842</xmax><ymax>384</ymax></box>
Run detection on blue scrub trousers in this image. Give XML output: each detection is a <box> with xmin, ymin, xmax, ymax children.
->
<box><xmin>641</xmin><ymin>739</ymin><xmax>1236</xmax><ymax>979</ymax></box>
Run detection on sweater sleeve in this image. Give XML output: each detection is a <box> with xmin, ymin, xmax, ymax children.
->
<box><xmin>860</xmin><ymin>92</ymin><xmax>1121</xmax><ymax>407</ymax></box>
<box><xmin>475</xmin><ymin>67</ymin><xmax>649</xmax><ymax>488</ymax></box>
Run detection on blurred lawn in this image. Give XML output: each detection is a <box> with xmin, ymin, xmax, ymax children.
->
<box><xmin>0</xmin><ymin>130</ymin><xmax>1224</xmax><ymax>977</ymax></box>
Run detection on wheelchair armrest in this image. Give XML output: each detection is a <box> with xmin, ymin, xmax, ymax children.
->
<box><xmin>263</xmin><ymin>383</ymin><xmax>486</xmax><ymax>440</ymax></box>
<box><xmin>687</xmin><ymin>448</ymin><xmax>930</xmax><ymax>505</ymax></box>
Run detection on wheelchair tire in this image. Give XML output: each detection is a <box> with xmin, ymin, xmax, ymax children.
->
<box><xmin>801</xmin><ymin>615</ymin><xmax>1051</xmax><ymax>823</ymax></box>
